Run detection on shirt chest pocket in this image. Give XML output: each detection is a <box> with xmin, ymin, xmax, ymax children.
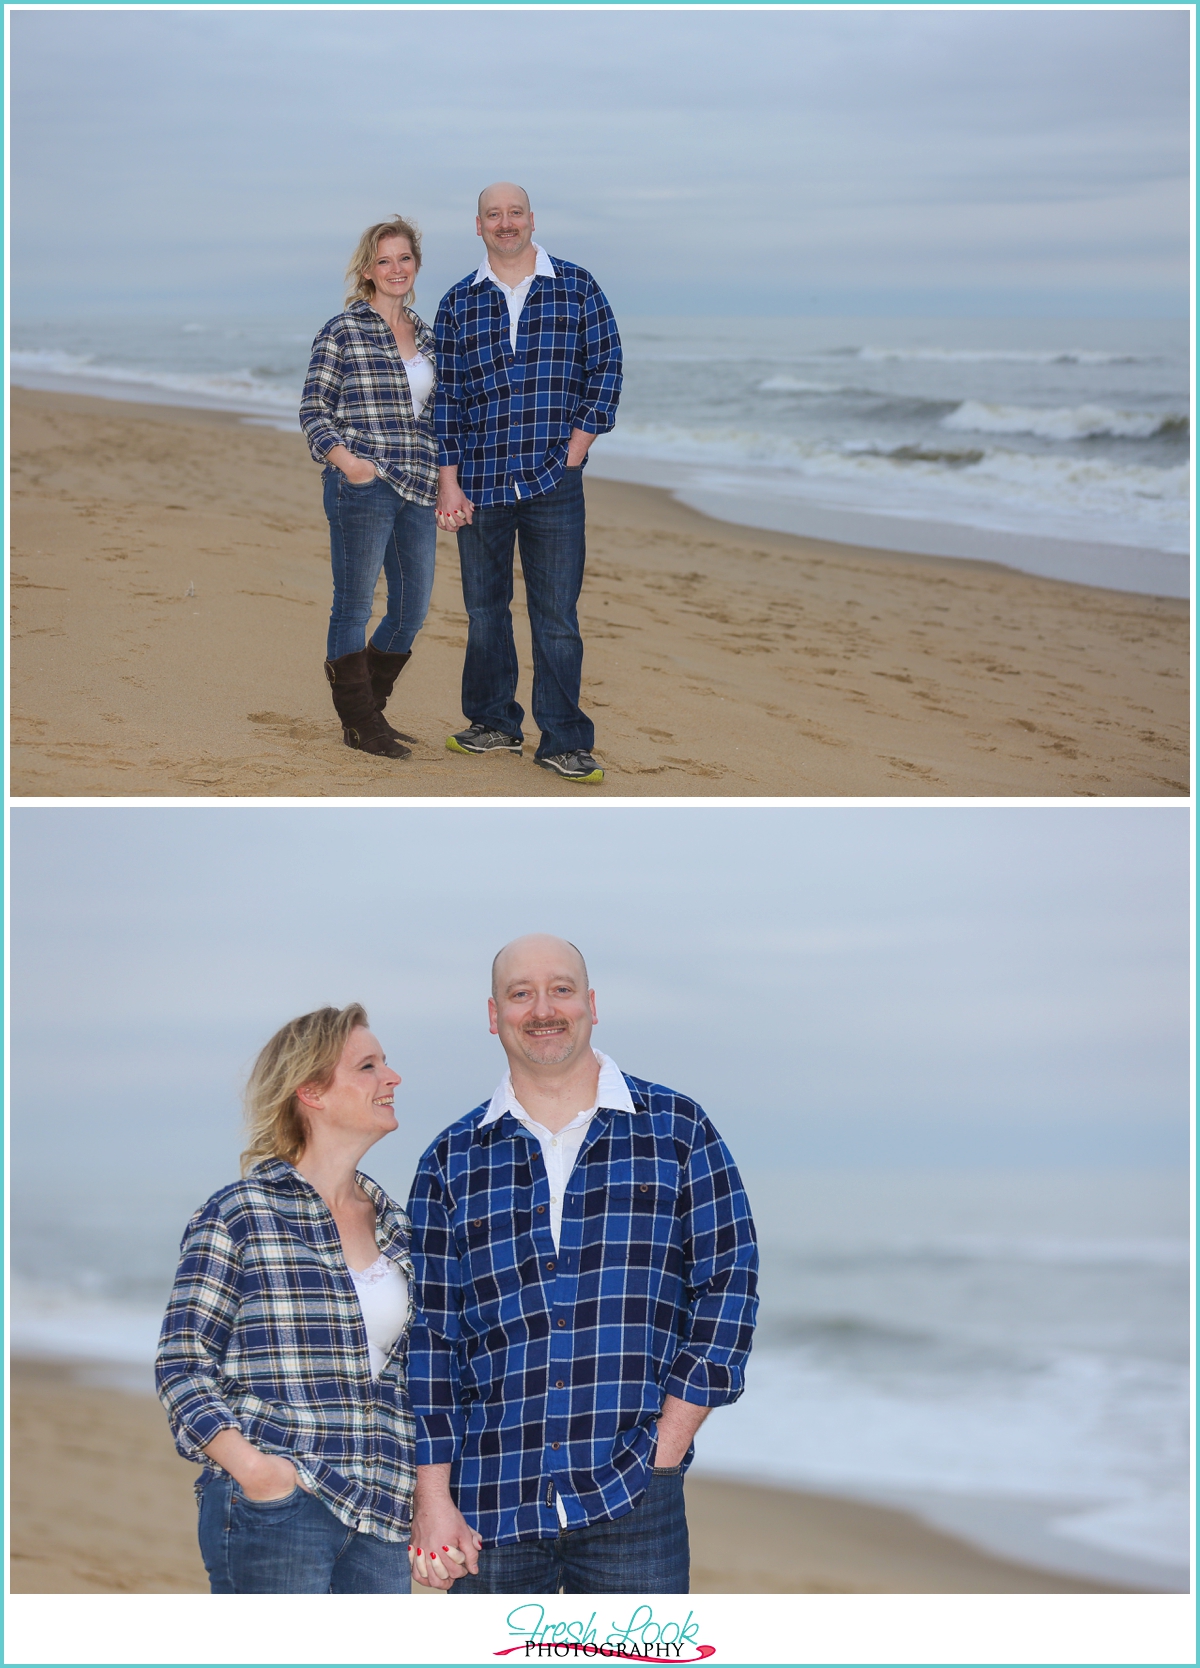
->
<box><xmin>453</xmin><ymin>1197</ymin><xmax>533</xmax><ymax>1259</ymax></box>
<box><xmin>454</xmin><ymin>1207</ymin><xmax>529</xmax><ymax>1307</ymax></box>
<box><xmin>606</xmin><ymin>1181</ymin><xmax>676</xmax><ymax>1215</ymax></box>
<box><xmin>462</xmin><ymin>331</ymin><xmax>507</xmax><ymax>372</ymax></box>
<box><xmin>535</xmin><ymin>303</ymin><xmax>581</xmax><ymax>333</ymax></box>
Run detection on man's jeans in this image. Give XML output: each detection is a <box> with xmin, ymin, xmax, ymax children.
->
<box><xmin>323</xmin><ymin>470</ymin><xmax>437</xmax><ymax>661</ymax></box>
<box><xmin>456</xmin><ymin>467</ymin><xmax>592</xmax><ymax>759</ymax></box>
<box><xmin>197</xmin><ymin>1472</ymin><xmax>411</xmax><ymax>1594</ymax></box>
<box><xmin>447</xmin><ymin>1470</ymin><xmax>689</xmax><ymax>1595</ymax></box>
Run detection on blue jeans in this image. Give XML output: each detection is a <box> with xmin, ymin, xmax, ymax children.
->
<box><xmin>323</xmin><ymin>470</ymin><xmax>437</xmax><ymax>660</ymax></box>
<box><xmin>447</xmin><ymin>1470</ymin><xmax>689</xmax><ymax>1595</ymax></box>
<box><xmin>197</xmin><ymin>1472</ymin><xmax>411</xmax><ymax>1594</ymax></box>
<box><xmin>456</xmin><ymin>467</ymin><xmax>592</xmax><ymax>758</ymax></box>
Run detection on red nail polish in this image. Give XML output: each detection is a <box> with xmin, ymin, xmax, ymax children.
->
<box><xmin>442</xmin><ymin>1546</ymin><xmax>450</xmax><ymax>1551</ymax></box>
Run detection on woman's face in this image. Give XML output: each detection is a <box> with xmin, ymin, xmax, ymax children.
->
<box><xmin>300</xmin><ymin>1027</ymin><xmax>401</xmax><ymax>1144</ymax></box>
<box><xmin>365</xmin><ymin>236</ymin><xmax>417</xmax><ymax>304</ymax></box>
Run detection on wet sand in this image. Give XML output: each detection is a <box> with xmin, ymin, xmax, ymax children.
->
<box><xmin>9</xmin><ymin>388</ymin><xmax>1189</xmax><ymax>798</ymax></box>
<box><xmin>9</xmin><ymin>1358</ymin><xmax>1117</xmax><ymax>1595</ymax></box>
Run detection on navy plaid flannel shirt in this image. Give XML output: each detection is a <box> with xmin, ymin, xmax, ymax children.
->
<box><xmin>433</xmin><ymin>256</ymin><xmax>622</xmax><ymax>507</ymax></box>
<box><xmin>300</xmin><ymin>300</ymin><xmax>439</xmax><ymax>506</ymax></box>
<box><xmin>406</xmin><ymin>1072</ymin><xmax>758</xmax><ymax>1547</ymax></box>
<box><xmin>156</xmin><ymin>1159</ymin><xmax>417</xmax><ymax>1543</ymax></box>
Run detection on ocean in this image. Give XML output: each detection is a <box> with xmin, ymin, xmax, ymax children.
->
<box><xmin>10</xmin><ymin>1165</ymin><xmax>1189</xmax><ymax>1593</ymax></box>
<box><xmin>10</xmin><ymin>313</ymin><xmax>1190</xmax><ymax>597</ymax></box>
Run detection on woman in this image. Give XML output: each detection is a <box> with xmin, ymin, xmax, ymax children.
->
<box><xmin>156</xmin><ymin>1005</ymin><xmax>419</xmax><ymax>1592</ymax></box>
<box><xmin>300</xmin><ymin>217</ymin><xmax>449</xmax><ymax>761</ymax></box>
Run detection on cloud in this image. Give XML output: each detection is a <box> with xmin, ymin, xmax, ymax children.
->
<box><xmin>9</xmin><ymin>8</ymin><xmax>1189</xmax><ymax>315</ymax></box>
<box><xmin>9</xmin><ymin>806</ymin><xmax>1191</xmax><ymax>1182</ymax></box>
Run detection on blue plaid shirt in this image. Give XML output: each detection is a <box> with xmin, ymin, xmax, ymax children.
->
<box><xmin>406</xmin><ymin>1069</ymin><xmax>758</xmax><ymax>1547</ymax></box>
<box><xmin>433</xmin><ymin>254</ymin><xmax>622</xmax><ymax>507</ymax></box>
<box><xmin>300</xmin><ymin>300</ymin><xmax>439</xmax><ymax>506</ymax></box>
<box><xmin>156</xmin><ymin>1159</ymin><xmax>417</xmax><ymax>1543</ymax></box>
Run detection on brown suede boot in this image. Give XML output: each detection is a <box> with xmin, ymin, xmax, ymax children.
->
<box><xmin>365</xmin><ymin>643</ymin><xmax>415</xmax><ymax>741</ymax></box>
<box><xmin>324</xmin><ymin>649</ymin><xmax>410</xmax><ymax>759</ymax></box>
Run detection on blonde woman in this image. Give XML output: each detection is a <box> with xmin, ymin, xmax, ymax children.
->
<box><xmin>300</xmin><ymin>217</ymin><xmax>442</xmax><ymax>761</ymax></box>
<box><xmin>156</xmin><ymin>1005</ymin><xmax>418</xmax><ymax>1593</ymax></box>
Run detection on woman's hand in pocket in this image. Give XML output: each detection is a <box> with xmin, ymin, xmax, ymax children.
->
<box><xmin>325</xmin><ymin>444</ymin><xmax>377</xmax><ymax>486</ymax></box>
<box><xmin>239</xmin><ymin>1453</ymin><xmax>301</xmax><ymax>1502</ymax></box>
<box><xmin>203</xmin><ymin>1428</ymin><xmax>303</xmax><ymax>1501</ymax></box>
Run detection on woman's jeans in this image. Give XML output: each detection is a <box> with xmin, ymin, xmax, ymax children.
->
<box><xmin>323</xmin><ymin>470</ymin><xmax>436</xmax><ymax>661</ymax></box>
<box><xmin>197</xmin><ymin>1472</ymin><xmax>411</xmax><ymax>1594</ymax></box>
<box><xmin>455</xmin><ymin>466</ymin><xmax>591</xmax><ymax>759</ymax></box>
<box><xmin>447</xmin><ymin>1470</ymin><xmax>689</xmax><ymax>1595</ymax></box>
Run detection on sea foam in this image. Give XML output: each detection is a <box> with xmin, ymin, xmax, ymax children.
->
<box><xmin>943</xmin><ymin>400</ymin><xmax>1188</xmax><ymax>442</ymax></box>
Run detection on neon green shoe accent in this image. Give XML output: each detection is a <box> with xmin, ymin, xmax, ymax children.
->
<box><xmin>536</xmin><ymin>757</ymin><xmax>604</xmax><ymax>784</ymax></box>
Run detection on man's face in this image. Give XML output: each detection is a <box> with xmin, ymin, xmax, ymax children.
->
<box><xmin>476</xmin><ymin>187</ymin><xmax>535</xmax><ymax>264</ymax></box>
<box><xmin>489</xmin><ymin>944</ymin><xmax>596</xmax><ymax>1070</ymax></box>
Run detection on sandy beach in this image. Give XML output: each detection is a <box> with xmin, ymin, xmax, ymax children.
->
<box><xmin>9</xmin><ymin>387</ymin><xmax>1189</xmax><ymax>799</ymax></box>
<box><xmin>9</xmin><ymin>1358</ymin><xmax>1120</xmax><ymax>1595</ymax></box>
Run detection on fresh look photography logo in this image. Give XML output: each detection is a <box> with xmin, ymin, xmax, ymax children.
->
<box><xmin>494</xmin><ymin>1603</ymin><xmax>716</xmax><ymax>1662</ymax></box>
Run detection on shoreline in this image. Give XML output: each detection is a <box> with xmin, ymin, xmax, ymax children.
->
<box><xmin>583</xmin><ymin>450</ymin><xmax>1188</xmax><ymax>601</ymax></box>
<box><xmin>9</xmin><ymin>1357</ymin><xmax>1132</xmax><ymax>1595</ymax></box>
<box><xmin>10</xmin><ymin>386</ymin><xmax>1189</xmax><ymax>798</ymax></box>
<box><xmin>12</xmin><ymin>370</ymin><xmax>1188</xmax><ymax>601</ymax></box>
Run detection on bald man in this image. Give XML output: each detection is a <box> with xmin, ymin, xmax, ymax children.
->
<box><xmin>434</xmin><ymin>185</ymin><xmax>623</xmax><ymax>784</ymax></box>
<box><xmin>405</xmin><ymin>935</ymin><xmax>758</xmax><ymax>1594</ymax></box>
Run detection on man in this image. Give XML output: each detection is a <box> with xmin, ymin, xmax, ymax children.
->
<box><xmin>434</xmin><ymin>185</ymin><xmax>622</xmax><ymax>785</ymax></box>
<box><xmin>405</xmin><ymin>934</ymin><xmax>758</xmax><ymax>1594</ymax></box>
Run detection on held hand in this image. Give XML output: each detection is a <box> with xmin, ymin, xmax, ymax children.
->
<box><xmin>435</xmin><ymin>484</ymin><xmax>474</xmax><ymax>531</ymax></box>
<box><xmin>410</xmin><ymin>1544</ymin><xmax>468</xmax><ymax>1589</ymax></box>
<box><xmin>408</xmin><ymin>1502</ymin><xmax>483</xmax><ymax>1589</ymax></box>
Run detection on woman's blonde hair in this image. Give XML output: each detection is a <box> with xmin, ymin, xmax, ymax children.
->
<box><xmin>241</xmin><ymin>1004</ymin><xmax>369</xmax><ymax>1174</ymax></box>
<box><xmin>346</xmin><ymin>216</ymin><xmax>423</xmax><ymax>307</ymax></box>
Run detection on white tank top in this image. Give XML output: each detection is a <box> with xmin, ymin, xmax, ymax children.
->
<box><xmin>402</xmin><ymin>353</ymin><xmax>435</xmax><ymax>419</ymax></box>
<box><xmin>348</xmin><ymin>1254</ymin><xmax>409</xmax><ymax>1377</ymax></box>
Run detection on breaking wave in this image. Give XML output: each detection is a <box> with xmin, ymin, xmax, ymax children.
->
<box><xmin>943</xmin><ymin>400</ymin><xmax>1188</xmax><ymax>443</ymax></box>
<box><xmin>9</xmin><ymin>348</ymin><xmax>302</xmax><ymax>415</ymax></box>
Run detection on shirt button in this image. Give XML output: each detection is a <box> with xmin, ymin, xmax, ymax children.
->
<box><xmin>551</xmin><ymin>1441</ymin><xmax>561</xmax><ymax>1450</ymax></box>
<box><xmin>537</xmin><ymin>1205</ymin><xmax>545</xmax><ymax>1214</ymax></box>
<box><xmin>640</xmin><ymin>1185</ymin><xmax>649</xmax><ymax>1193</ymax></box>
<box><xmin>472</xmin><ymin>1218</ymin><xmax>483</xmax><ymax>1227</ymax></box>
<box><xmin>557</xmin><ymin>1318</ymin><xmax>567</xmax><ymax>1328</ymax></box>
<box><xmin>555</xmin><ymin>1380</ymin><xmax>565</xmax><ymax>1389</ymax></box>
<box><xmin>546</xmin><ymin>1261</ymin><xmax>555</xmax><ymax>1271</ymax></box>
<box><xmin>550</xmin><ymin>1196</ymin><xmax>557</xmax><ymax>1204</ymax></box>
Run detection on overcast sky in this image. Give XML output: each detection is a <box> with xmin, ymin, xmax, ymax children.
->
<box><xmin>9</xmin><ymin>6</ymin><xmax>1190</xmax><ymax>318</ymax></box>
<box><xmin>10</xmin><ymin>806</ymin><xmax>1190</xmax><ymax>1242</ymax></box>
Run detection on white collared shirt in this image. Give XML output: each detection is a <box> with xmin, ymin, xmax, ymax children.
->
<box><xmin>478</xmin><ymin>1049</ymin><xmax>636</xmax><ymax>1253</ymax></box>
<box><xmin>470</xmin><ymin>241</ymin><xmax>557</xmax><ymax>351</ymax></box>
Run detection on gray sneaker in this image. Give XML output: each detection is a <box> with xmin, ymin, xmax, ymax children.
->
<box><xmin>446</xmin><ymin>723</ymin><xmax>523</xmax><ymax>756</ymax></box>
<box><xmin>536</xmin><ymin>750</ymin><xmax>604</xmax><ymax>784</ymax></box>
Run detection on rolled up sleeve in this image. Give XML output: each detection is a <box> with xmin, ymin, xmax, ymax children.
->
<box><xmin>571</xmin><ymin>278</ymin><xmax>623</xmax><ymax>436</ymax></box>
<box><xmin>662</xmin><ymin>1116</ymin><xmax>759</xmax><ymax>1407</ymax></box>
<box><xmin>155</xmin><ymin>1205</ymin><xmax>244</xmax><ymax>1460</ymax></box>
<box><xmin>299</xmin><ymin>326</ymin><xmax>347</xmax><ymax>463</ymax></box>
